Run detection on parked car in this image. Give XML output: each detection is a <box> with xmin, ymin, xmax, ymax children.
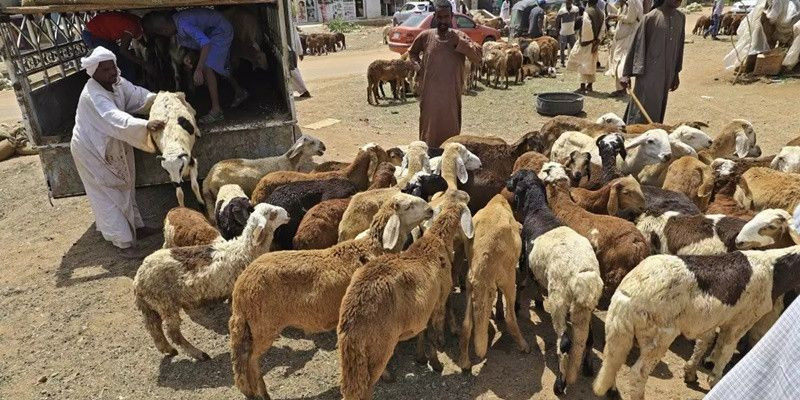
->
<box><xmin>387</xmin><ymin>12</ymin><xmax>501</xmax><ymax>54</ymax></box>
<box><xmin>732</xmin><ymin>0</ymin><xmax>757</xmax><ymax>14</ymax></box>
<box><xmin>393</xmin><ymin>1</ymin><xmax>431</xmax><ymax>26</ymax></box>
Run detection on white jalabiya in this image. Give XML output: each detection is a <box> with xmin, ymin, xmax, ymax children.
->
<box><xmin>606</xmin><ymin>0</ymin><xmax>644</xmax><ymax>84</ymax></box>
<box><xmin>566</xmin><ymin>10</ymin><xmax>605</xmax><ymax>83</ymax></box>
<box><xmin>70</xmin><ymin>77</ymin><xmax>157</xmax><ymax>248</ymax></box>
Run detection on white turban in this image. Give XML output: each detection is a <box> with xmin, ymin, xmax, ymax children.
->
<box><xmin>793</xmin><ymin>203</ymin><xmax>800</xmax><ymax>235</ymax></box>
<box><xmin>81</xmin><ymin>46</ymin><xmax>117</xmax><ymax>77</ymax></box>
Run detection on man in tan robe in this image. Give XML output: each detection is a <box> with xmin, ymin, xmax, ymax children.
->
<box><xmin>409</xmin><ymin>0</ymin><xmax>482</xmax><ymax>148</ymax></box>
<box><xmin>621</xmin><ymin>0</ymin><xmax>685</xmax><ymax>124</ymax></box>
<box><xmin>566</xmin><ymin>0</ymin><xmax>605</xmax><ymax>93</ymax></box>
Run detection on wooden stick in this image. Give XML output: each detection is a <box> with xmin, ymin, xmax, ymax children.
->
<box><xmin>626</xmin><ymin>83</ymin><xmax>653</xmax><ymax>124</ymax></box>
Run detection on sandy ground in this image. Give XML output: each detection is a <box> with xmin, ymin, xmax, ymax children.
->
<box><xmin>1</xmin><ymin>9</ymin><xmax>798</xmax><ymax>400</ymax></box>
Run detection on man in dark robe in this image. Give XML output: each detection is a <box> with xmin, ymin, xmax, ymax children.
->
<box><xmin>409</xmin><ymin>0</ymin><xmax>481</xmax><ymax>148</ymax></box>
<box><xmin>621</xmin><ymin>0</ymin><xmax>684</xmax><ymax>124</ymax></box>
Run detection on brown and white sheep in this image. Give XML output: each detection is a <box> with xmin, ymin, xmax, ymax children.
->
<box><xmin>162</xmin><ymin>207</ymin><xmax>221</xmax><ymax>248</ymax></box>
<box><xmin>698</xmin><ymin>119</ymin><xmax>761</xmax><ymax>164</ymax></box>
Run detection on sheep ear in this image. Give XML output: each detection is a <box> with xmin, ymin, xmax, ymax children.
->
<box><xmin>624</xmin><ymin>136</ymin><xmax>644</xmax><ymax>150</ymax></box>
<box><xmin>735</xmin><ymin>130</ymin><xmax>750</xmax><ymax>158</ymax></box>
<box><xmin>460</xmin><ymin>207</ymin><xmax>474</xmax><ymax>239</ymax></box>
<box><xmin>287</xmin><ymin>139</ymin><xmax>305</xmax><ymax>159</ymax></box>
<box><xmin>368</xmin><ymin>153</ymin><xmax>379</xmax><ymax>181</ymax></box>
<box><xmin>399</xmin><ymin>155</ymin><xmax>409</xmax><ymax>176</ymax></box>
<box><xmin>456</xmin><ymin>157</ymin><xmax>468</xmax><ymax>184</ymax></box>
<box><xmin>607</xmin><ymin>182</ymin><xmax>620</xmax><ymax>217</ymax></box>
<box><xmin>382</xmin><ymin>214</ymin><xmax>402</xmax><ymax>250</ymax></box>
<box><xmin>251</xmin><ymin>222</ymin><xmax>265</xmax><ymax>246</ymax></box>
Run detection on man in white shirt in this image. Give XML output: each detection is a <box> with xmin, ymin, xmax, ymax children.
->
<box><xmin>556</xmin><ymin>0</ymin><xmax>580</xmax><ymax>66</ymax></box>
<box><xmin>705</xmin><ymin>0</ymin><xmax>725</xmax><ymax>39</ymax></box>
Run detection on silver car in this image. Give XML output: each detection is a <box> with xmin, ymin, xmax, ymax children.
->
<box><xmin>393</xmin><ymin>1</ymin><xmax>431</xmax><ymax>26</ymax></box>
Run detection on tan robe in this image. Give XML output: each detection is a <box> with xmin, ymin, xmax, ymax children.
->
<box><xmin>409</xmin><ymin>29</ymin><xmax>481</xmax><ymax>148</ymax></box>
<box><xmin>623</xmin><ymin>6</ymin><xmax>685</xmax><ymax>124</ymax></box>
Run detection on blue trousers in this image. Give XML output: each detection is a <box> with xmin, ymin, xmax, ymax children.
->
<box><xmin>706</xmin><ymin>14</ymin><xmax>721</xmax><ymax>38</ymax></box>
<box><xmin>82</xmin><ymin>30</ymin><xmax>138</xmax><ymax>82</ymax></box>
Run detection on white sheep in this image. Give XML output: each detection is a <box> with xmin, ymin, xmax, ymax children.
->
<box><xmin>770</xmin><ymin>146</ymin><xmax>800</xmax><ymax>173</ymax></box>
<box><xmin>595</xmin><ymin>112</ymin><xmax>625</xmax><ymax>130</ymax></box>
<box><xmin>551</xmin><ymin>129</ymin><xmax>672</xmax><ymax>177</ymax></box>
<box><xmin>148</xmin><ymin>91</ymin><xmax>203</xmax><ymax>207</ymax></box>
<box><xmin>669</xmin><ymin>125</ymin><xmax>713</xmax><ymax>151</ymax></box>
<box><xmin>133</xmin><ymin>203</ymin><xmax>289</xmax><ymax>360</ymax></box>
<box><xmin>593</xmin><ymin>246</ymin><xmax>800</xmax><ymax>400</ymax></box>
<box><xmin>735</xmin><ymin>209</ymin><xmax>799</xmax><ymax>250</ymax></box>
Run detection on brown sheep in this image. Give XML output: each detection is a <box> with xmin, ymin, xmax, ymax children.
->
<box><xmin>251</xmin><ymin>143</ymin><xmax>389</xmax><ymax>204</ymax></box>
<box><xmin>444</xmin><ymin>131</ymin><xmax>546</xmax><ymax>180</ymax></box>
<box><xmin>623</xmin><ymin>120</ymin><xmax>708</xmax><ymax>136</ymax></box>
<box><xmin>505</xmin><ymin>46</ymin><xmax>524</xmax><ymax>84</ymax></box>
<box><xmin>698</xmin><ymin>120</ymin><xmax>760</xmax><ymax>164</ymax></box>
<box><xmin>735</xmin><ymin>167</ymin><xmax>800</xmax><ymax>213</ymax></box>
<box><xmin>458</xmin><ymin>195</ymin><xmax>529</xmax><ymax>371</ymax></box>
<box><xmin>704</xmin><ymin>159</ymin><xmax>760</xmax><ymax>220</ymax></box>
<box><xmin>538</xmin><ymin>116</ymin><xmax>621</xmax><ymax>156</ymax></box>
<box><xmin>570</xmin><ymin>175</ymin><xmax>646</xmax><ymax>218</ymax></box>
<box><xmin>540</xmin><ymin>163</ymin><xmax>650</xmax><ymax>307</ymax></box>
<box><xmin>662</xmin><ymin>156</ymin><xmax>715</xmax><ymax>210</ymax></box>
<box><xmin>306</xmin><ymin>34</ymin><xmax>327</xmax><ymax>56</ymax></box>
<box><xmin>367</xmin><ymin>59</ymin><xmax>416</xmax><ymax>105</ymax></box>
<box><xmin>721</xmin><ymin>11</ymin><xmax>734</xmax><ymax>35</ymax></box>
<box><xmin>513</xmin><ymin>150</ymin><xmax>550</xmax><ymax>173</ymax></box>
<box><xmin>334</xmin><ymin>32</ymin><xmax>346</xmax><ymax>50</ymax></box>
<box><xmin>693</xmin><ymin>15</ymin><xmax>711</xmax><ymax>35</ymax></box>
<box><xmin>534</xmin><ymin>36</ymin><xmax>559</xmax><ymax>67</ymax></box>
<box><xmin>337</xmin><ymin>191</ymin><xmax>473</xmax><ymax>400</ymax></box>
<box><xmin>223</xmin><ymin>7</ymin><xmax>268</xmax><ymax>70</ymax></box>
<box><xmin>230</xmin><ymin>194</ymin><xmax>434</xmax><ymax>400</ymax></box>
<box><xmin>483</xmin><ymin>48</ymin><xmax>509</xmax><ymax>88</ymax></box>
<box><xmin>162</xmin><ymin>207</ymin><xmax>221</xmax><ymax>248</ymax></box>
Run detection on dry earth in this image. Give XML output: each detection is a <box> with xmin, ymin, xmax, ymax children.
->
<box><xmin>1</xmin><ymin>8</ymin><xmax>798</xmax><ymax>400</ymax></box>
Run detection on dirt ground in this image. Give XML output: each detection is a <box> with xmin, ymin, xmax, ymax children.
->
<box><xmin>1</xmin><ymin>9</ymin><xmax>798</xmax><ymax>400</ymax></box>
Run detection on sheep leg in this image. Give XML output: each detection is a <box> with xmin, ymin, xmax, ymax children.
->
<box><xmin>706</xmin><ymin>323</ymin><xmax>752</xmax><ymax>387</ymax></box>
<box><xmin>163</xmin><ymin>312</ymin><xmax>209</xmax><ymax>361</ymax></box>
<box><xmin>629</xmin><ymin>328</ymin><xmax>679</xmax><ymax>400</ymax></box>
<box><xmin>138</xmin><ymin>300</ymin><xmax>177</xmax><ymax>356</ymax></box>
<box><xmin>471</xmin><ymin>288</ymin><xmax>494</xmax><ymax>361</ymax></box>
<box><xmin>684</xmin><ymin>330</ymin><xmax>715</xmax><ymax>384</ymax></box>
<box><xmin>457</xmin><ymin>282</ymin><xmax>475</xmax><ymax>372</ymax></box>
<box><xmin>414</xmin><ymin>333</ymin><xmax>428</xmax><ymax>365</ymax></box>
<box><xmin>189</xmin><ymin>159</ymin><xmax>204</xmax><ymax>206</ymax></box>
<box><xmin>500</xmin><ymin>274</ymin><xmax>530</xmax><ymax>354</ymax></box>
<box><xmin>249</xmin><ymin>333</ymin><xmax>277</xmax><ymax>400</ymax></box>
<box><xmin>425</xmin><ymin>327</ymin><xmax>444</xmax><ymax>373</ymax></box>
<box><xmin>566</xmin><ymin>306</ymin><xmax>592</xmax><ymax>385</ymax></box>
<box><xmin>551</xmin><ymin>299</ymin><xmax>570</xmax><ymax>395</ymax></box>
<box><xmin>175</xmin><ymin>185</ymin><xmax>185</xmax><ymax>208</ymax></box>
<box><xmin>367</xmin><ymin>83</ymin><xmax>373</xmax><ymax>105</ymax></box>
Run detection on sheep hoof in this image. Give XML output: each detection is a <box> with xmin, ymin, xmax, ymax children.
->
<box><xmin>429</xmin><ymin>358</ymin><xmax>444</xmax><ymax>373</ymax></box>
<box><xmin>607</xmin><ymin>388</ymin><xmax>620</xmax><ymax>399</ymax></box>
<box><xmin>553</xmin><ymin>376</ymin><xmax>566</xmax><ymax>395</ymax></box>
<box><xmin>460</xmin><ymin>365</ymin><xmax>472</xmax><ymax>375</ymax></box>
<box><xmin>197</xmin><ymin>352</ymin><xmax>211</xmax><ymax>361</ymax></box>
<box><xmin>164</xmin><ymin>349</ymin><xmax>178</xmax><ymax>357</ymax></box>
<box><xmin>520</xmin><ymin>343</ymin><xmax>531</xmax><ymax>354</ymax></box>
<box><xmin>414</xmin><ymin>355</ymin><xmax>428</xmax><ymax>366</ymax></box>
<box><xmin>380</xmin><ymin>370</ymin><xmax>395</xmax><ymax>383</ymax></box>
<box><xmin>703</xmin><ymin>360</ymin><xmax>715</xmax><ymax>370</ymax></box>
<box><xmin>684</xmin><ymin>371</ymin><xmax>698</xmax><ymax>384</ymax></box>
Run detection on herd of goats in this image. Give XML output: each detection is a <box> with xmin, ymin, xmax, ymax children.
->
<box><xmin>133</xmin><ymin>89</ymin><xmax>800</xmax><ymax>400</ymax></box>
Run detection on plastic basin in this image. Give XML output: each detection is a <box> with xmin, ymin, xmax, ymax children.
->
<box><xmin>536</xmin><ymin>92</ymin><xmax>584</xmax><ymax>116</ymax></box>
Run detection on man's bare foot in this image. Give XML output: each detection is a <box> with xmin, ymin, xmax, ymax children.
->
<box><xmin>118</xmin><ymin>247</ymin><xmax>146</xmax><ymax>260</ymax></box>
<box><xmin>136</xmin><ymin>226</ymin><xmax>160</xmax><ymax>239</ymax></box>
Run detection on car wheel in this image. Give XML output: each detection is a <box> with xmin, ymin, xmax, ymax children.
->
<box><xmin>393</xmin><ymin>18</ymin><xmax>399</xmax><ymax>26</ymax></box>
<box><xmin>484</xmin><ymin>36</ymin><xmax>496</xmax><ymax>43</ymax></box>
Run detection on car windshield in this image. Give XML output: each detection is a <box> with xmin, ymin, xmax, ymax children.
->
<box><xmin>402</xmin><ymin>12</ymin><xmax>432</xmax><ymax>27</ymax></box>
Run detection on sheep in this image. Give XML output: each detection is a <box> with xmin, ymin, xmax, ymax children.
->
<box><xmin>595</xmin><ymin>112</ymin><xmax>626</xmax><ymax>130</ymax></box>
<box><xmin>734</xmin><ymin>167</ymin><xmax>800</xmax><ymax>213</ymax></box>
<box><xmin>539</xmin><ymin>162</ymin><xmax>649</xmax><ymax>306</ymax></box>
<box><xmin>400</xmin><ymin>171</ymin><xmax>449</xmax><ymax>200</ymax></box>
<box><xmin>662</xmin><ymin>156</ymin><xmax>715</xmax><ymax>210</ymax></box>
<box><xmin>771</xmin><ymin>146</ymin><xmax>800</xmax><ymax>173</ymax></box>
<box><xmin>788</xmin><ymin>135</ymin><xmax>800</xmax><ymax>146</ymax></box>
<box><xmin>229</xmin><ymin>194</ymin><xmax>433</xmax><ymax>400</ymax></box>
<box><xmin>395</xmin><ymin>141</ymin><xmax>430</xmax><ymax>188</ymax></box>
<box><xmin>533</xmin><ymin>36</ymin><xmax>558</xmax><ymax>67</ymax></box>
<box><xmin>735</xmin><ymin>209</ymin><xmax>800</xmax><ymax>250</ymax></box>
<box><xmin>337</xmin><ymin>191</ymin><xmax>474</xmax><ymax>400</ymax></box>
<box><xmin>162</xmin><ymin>207</ymin><xmax>221</xmax><ymax>248</ymax></box>
<box><xmin>593</xmin><ymin>246</ymin><xmax>800</xmax><ymax>399</ymax></box>
<box><xmin>431</xmin><ymin>142</ymin><xmax>482</xmax><ymax>190</ymax></box>
<box><xmin>513</xmin><ymin>150</ymin><xmax>550</xmax><ymax>173</ymax></box>
<box><xmin>367</xmin><ymin>59</ymin><xmax>417</xmax><ymax>105</ymax></box>
<box><xmin>522</xmin><ymin>39</ymin><xmax>540</xmax><ymax>64</ymax></box>
<box><xmin>202</xmin><ymin>134</ymin><xmax>326</xmax><ymax>220</ymax></box>
<box><xmin>458</xmin><ymin>195</ymin><xmax>530</xmax><ymax>372</ymax></box>
<box><xmin>211</xmin><ymin>184</ymin><xmax>253</xmax><ymax>240</ymax></box>
<box><xmin>539</xmin><ymin>116</ymin><xmax>622</xmax><ymax>156</ymax></box>
<box><xmin>693</xmin><ymin>15</ymin><xmax>711</xmax><ymax>35</ymax></box>
<box><xmin>250</xmin><ymin>143</ymin><xmax>389</xmax><ymax>204</ymax></box>
<box><xmin>442</xmin><ymin>131</ymin><xmax>545</xmax><ymax>178</ymax></box>
<box><xmin>334</xmin><ymin>32</ymin><xmax>346</xmax><ymax>50</ymax></box>
<box><xmin>570</xmin><ymin>175</ymin><xmax>645</xmax><ymax>219</ymax></box>
<box><xmin>292</xmin><ymin>162</ymin><xmax>398</xmax><ymax>250</ymax></box>
<box><xmin>482</xmin><ymin>48</ymin><xmax>509</xmax><ymax>88</ymax></box>
<box><xmin>507</xmin><ymin>170</ymin><xmax>602</xmax><ymax>394</ymax></box>
<box><xmin>265</xmin><ymin>178</ymin><xmax>357</xmax><ymax>250</ymax></box>
<box><xmin>505</xmin><ymin>46</ymin><xmax>524</xmax><ymax>84</ymax></box>
<box><xmin>133</xmin><ymin>203</ymin><xmax>289</xmax><ymax>360</ymax></box>
<box><xmin>636</xmin><ymin>137</ymin><xmax>700</xmax><ymax>187</ymax></box>
<box><xmin>561</xmin><ymin>150</ymin><xmax>594</xmax><ymax>188</ymax></box>
<box><xmin>223</xmin><ymin>7</ymin><xmax>268</xmax><ymax>70</ymax></box>
<box><xmin>636</xmin><ymin>211</ymin><xmax>747</xmax><ymax>255</ymax></box>
<box><xmin>551</xmin><ymin>129</ymin><xmax>672</xmax><ymax>177</ymax></box>
<box><xmin>148</xmin><ymin>91</ymin><xmax>202</xmax><ymax>207</ymax></box>
<box><xmin>698</xmin><ymin>119</ymin><xmax>761</xmax><ymax>164</ymax></box>
<box><xmin>706</xmin><ymin>158</ymin><xmax>762</xmax><ymax>219</ymax></box>
<box><xmin>306</xmin><ymin>34</ymin><xmax>327</xmax><ymax>55</ymax></box>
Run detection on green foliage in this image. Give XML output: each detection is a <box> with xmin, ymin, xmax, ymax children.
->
<box><xmin>326</xmin><ymin>18</ymin><xmax>360</xmax><ymax>34</ymax></box>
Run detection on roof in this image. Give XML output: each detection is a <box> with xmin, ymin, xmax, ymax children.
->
<box><xmin>3</xmin><ymin>0</ymin><xmax>275</xmax><ymax>14</ymax></box>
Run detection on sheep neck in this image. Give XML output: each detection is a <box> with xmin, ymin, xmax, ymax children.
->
<box><xmin>342</xmin><ymin>151</ymin><xmax>372</xmax><ymax>190</ymax></box>
<box><xmin>572</xmin><ymin>184</ymin><xmax>612</xmax><ymax>214</ymax></box>
<box><xmin>599</xmin><ymin>147</ymin><xmax>621</xmax><ymax>183</ymax></box>
<box><xmin>546</xmin><ymin>180</ymin><xmax>578</xmax><ymax>216</ymax></box>
<box><xmin>409</xmin><ymin>206</ymin><xmax>461</xmax><ymax>259</ymax></box>
<box><xmin>440</xmin><ymin>148</ymin><xmax>461</xmax><ymax>189</ymax></box>
<box><xmin>520</xmin><ymin>191</ymin><xmax>562</xmax><ymax>236</ymax></box>
<box><xmin>210</xmin><ymin>230</ymin><xmax>275</xmax><ymax>293</ymax></box>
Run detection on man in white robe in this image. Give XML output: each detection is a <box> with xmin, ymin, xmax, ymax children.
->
<box><xmin>606</xmin><ymin>0</ymin><xmax>644</xmax><ymax>97</ymax></box>
<box><xmin>70</xmin><ymin>46</ymin><xmax>165</xmax><ymax>256</ymax></box>
<box><xmin>567</xmin><ymin>0</ymin><xmax>605</xmax><ymax>93</ymax></box>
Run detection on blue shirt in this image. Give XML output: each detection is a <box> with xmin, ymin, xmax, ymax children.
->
<box><xmin>172</xmin><ymin>8</ymin><xmax>233</xmax><ymax>49</ymax></box>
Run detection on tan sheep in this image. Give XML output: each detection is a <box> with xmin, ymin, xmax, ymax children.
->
<box><xmin>395</xmin><ymin>140</ymin><xmax>430</xmax><ymax>188</ymax></box>
<box><xmin>337</xmin><ymin>191</ymin><xmax>473</xmax><ymax>400</ymax></box>
<box><xmin>570</xmin><ymin>175</ymin><xmax>646</xmax><ymax>218</ymax></box>
<box><xmin>229</xmin><ymin>194</ymin><xmax>433</xmax><ymax>400</ymax></box>
<box><xmin>698</xmin><ymin>119</ymin><xmax>761</xmax><ymax>164</ymax></box>
<box><xmin>663</xmin><ymin>156</ymin><xmax>715</xmax><ymax>211</ymax></box>
<box><xmin>458</xmin><ymin>195</ymin><xmax>529</xmax><ymax>372</ymax></box>
<box><xmin>734</xmin><ymin>167</ymin><xmax>800</xmax><ymax>213</ymax></box>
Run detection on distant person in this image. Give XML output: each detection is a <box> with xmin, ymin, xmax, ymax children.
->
<box><xmin>82</xmin><ymin>12</ymin><xmax>152</xmax><ymax>82</ymax></box>
<box><xmin>509</xmin><ymin>0</ymin><xmax>538</xmax><ymax>38</ymax></box>
<box><xmin>606</xmin><ymin>0</ymin><xmax>643</xmax><ymax>97</ymax></box>
<box><xmin>500</xmin><ymin>0</ymin><xmax>511</xmax><ymax>21</ymax></box>
<box><xmin>408</xmin><ymin>0</ymin><xmax>481</xmax><ymax>148</ymax></box>
<box><xmin>143</xmin><ymin>9</ymin><xmax>248</xmax><ymax>124</ymax></box>
<box><xmin>528</xmin><ymin>0</ymin><xmax>547</xmax><ymax>38</ymax></box>
<box><xmin>705</xmin><ymin>0</ymin><xmax>724</xmax><ymax>39</ymax></box>
<box><xmin>621</xmin><ymin>0</ymin><xmax>685</xmax><ymax>124</ymax></box>
<box><xmin>567</xmin><ymin>0</ymin><xmax>605</xmax><ymax>93</ymax></box>
<box><xmin>556</xmin><ymin>0</ymin><xmax>580</xmax><ymax>67</ymax></box>
<box><xmin>71</xmin><ymin>47</ymin><xmax>164</xmax><ymax>258</ymax></box>
<box><xmin>289</xmin><ymin>17</ymin><xmax>311</xmax><ymax>98</ymax></box>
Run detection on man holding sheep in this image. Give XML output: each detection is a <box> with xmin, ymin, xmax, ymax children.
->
<box><xmin>71</xmin><ymin>47</ymin><xmax>164</xmax><ymax>258</ymax></box>
<box><xmin>408</xmin><ymin>0</ymin><xmax>481</xmax><ymax>148</ymax></box>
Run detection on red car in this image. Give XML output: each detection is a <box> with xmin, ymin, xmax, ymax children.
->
<box><xmin>387</xmin><ymin>12</ymin><xmax>501</xmax><ymax>54</ymax></box>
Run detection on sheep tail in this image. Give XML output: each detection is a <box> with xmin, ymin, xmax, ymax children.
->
<box><xmin>572</xmin><ymin>269</ymin><xmax>603</xmax><ymax>311</ymax></box>
<box><xmin>230</xmin><ymin>313</ymin><xmax>256</xmax><ymax>397</ymax></box>
<box><xmin>593</xmin><ymin>293</ymin><xmax>635</xmax><ymax>396</ymax></box>
<box><xmin>135</xmin><ymin>295</ymin><xmax>162</xmax><ymax>336</ymax></box>
<box><xmin>339</xmin><ymin>334</ymin><xmax>370</xmax><ymax>400</ymax></box>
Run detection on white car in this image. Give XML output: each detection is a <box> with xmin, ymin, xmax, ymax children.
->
<box><xmin>393</xmin><ymin>2</ymin><xmax>431</xmax><ymax>26</ymax></box>
<box><xmin>732</xmin><ymin>0</ymin><xmax>757</xmax><ymax>14</ymax></box>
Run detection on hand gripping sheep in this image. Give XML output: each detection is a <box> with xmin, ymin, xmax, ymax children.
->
<box><xmin>149</xmin><ymin>91</ymin><xmax>203</xmax><ymax>207</ymax></box>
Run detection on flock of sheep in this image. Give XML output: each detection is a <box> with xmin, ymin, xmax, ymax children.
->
<box><xmin>132</xmin><ymin>96</ymin><xmax>800</xmax><ymax>400</ymax></box>
<box><xmin>692</xmin><ymin>11</ymin><xmax>746</xmax><ymax>37</ymax></box>
<box><xmin>299</xmin><ymin>31</ymin><xmax>347</xmax><ymax>56</ymax></box>
<box><xmin>367</xmin><ymin>36</ymin><xmax>557</xmax><ymax>106</ymax></box>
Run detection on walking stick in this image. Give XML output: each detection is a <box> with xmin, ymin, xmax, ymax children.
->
<box><xmin>626</xmin><ymin>81</ymin><xmax>654</xmax><ymax>124</ymax></box>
